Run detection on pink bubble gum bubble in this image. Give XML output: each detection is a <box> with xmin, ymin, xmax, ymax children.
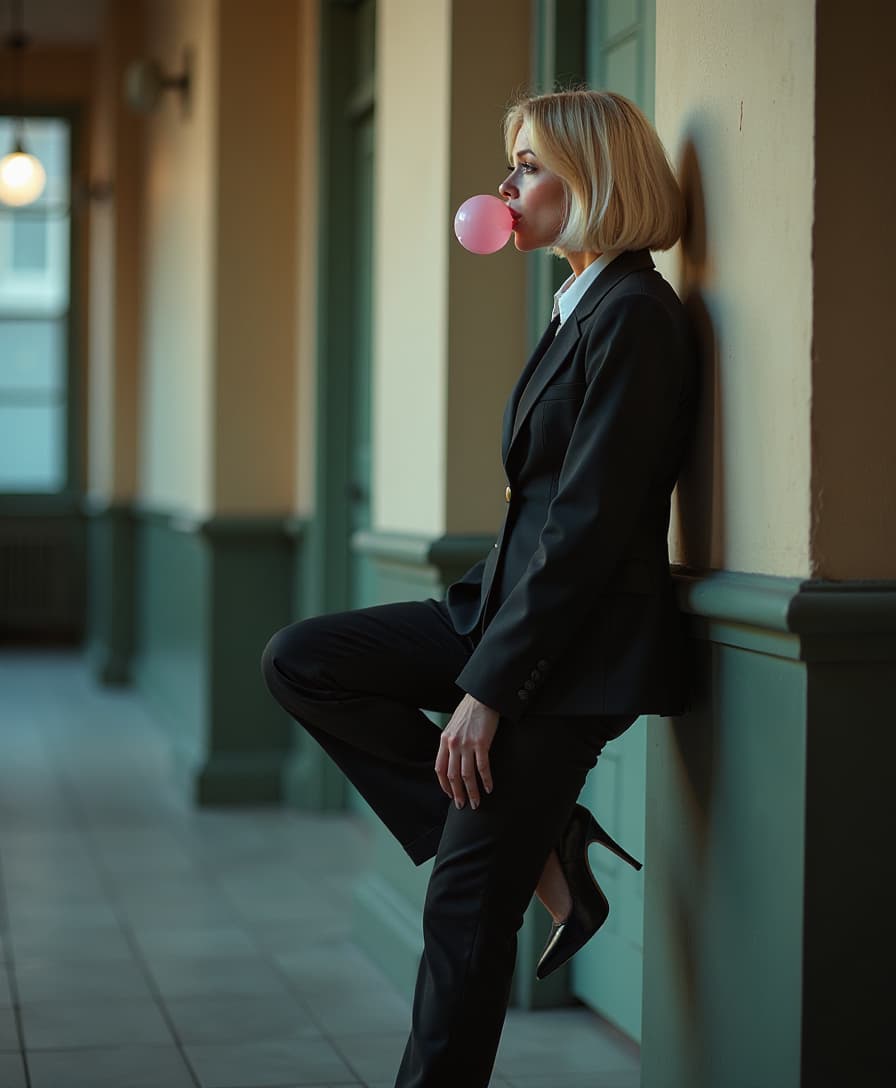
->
<box><xmin>453</xmin><ymin>194</ymin><xmax>513</xmax><ymax>254</ymax></box>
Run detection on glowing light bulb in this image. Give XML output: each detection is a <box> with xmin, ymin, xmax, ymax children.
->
<box><xmin>0</xmin><ymin>150</ymin><xmax>47</xmax><ymax>207</ymax></box>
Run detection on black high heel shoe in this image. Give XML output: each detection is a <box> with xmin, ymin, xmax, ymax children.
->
<box><xmin>535</xmin><ymin>803</ymin><xmax>642</xmax><ymax>981</ymax></box>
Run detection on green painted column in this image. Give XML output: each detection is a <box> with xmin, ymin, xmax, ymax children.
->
<box><xmin>641</xmin><ymin>572</ymin><xmax>896</xmax><ymax>1088</ymax></box>
<box><xmin>85</xmin><ymin>500</ymin><xmax>136</xmax><ymax>683</ymax></box>
<box><xmin>132</xmin><ymin>510</ymin><xmax>296</xmax><ymax>805</ymax></box>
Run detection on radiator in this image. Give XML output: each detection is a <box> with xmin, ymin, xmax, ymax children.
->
<box><xmin>0</xmin><ymin>518</ymin><xmax>86</xmax><ymax>638</ymax></box>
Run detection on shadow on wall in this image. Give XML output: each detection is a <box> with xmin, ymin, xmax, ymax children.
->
<box><xmin>656</xmin><ymin>132</ymin><xmax>721</xmax><ymax>1079</ymax></box>
<box><xmin>674</xmin><ymin>136</ymin><xmax>723</xmax><ymax>574</ymax></box>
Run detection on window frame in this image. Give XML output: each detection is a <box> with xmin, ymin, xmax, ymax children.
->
<box><xmin>0</xmin><ymin>101</ymin><xmax>83</xmax><ymax>515</ymax></box>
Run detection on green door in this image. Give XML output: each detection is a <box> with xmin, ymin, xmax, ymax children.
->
<box><xmin>313</xmin><ymin>0</ymin><xmax>376</xmax><ymax>617</ymax></box>
<box><xmin>572</xmin><ymin>0</ymin><xmax>656</xmax><ymax>1043</ymax></box>
<box><xmin>347</xmin><ymin>103</ymin><xmax>375</xmax><ymax>610</ymax></box>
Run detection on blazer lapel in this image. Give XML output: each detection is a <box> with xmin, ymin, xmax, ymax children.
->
<box><xmin>505</xmin><ymin>249</ymin><xmax>655</xmax><ymax>465</ymax></box>
<box><xmin>501</xmin><ymin>314</ymin><xmax>560</xmax><ymax>463</ymax></box>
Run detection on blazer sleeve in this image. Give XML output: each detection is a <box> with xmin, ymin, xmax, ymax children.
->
<box><xmin>455</xmin><ymin>290</ymin><xmax>686</xmax><ymax>721</ymax></box>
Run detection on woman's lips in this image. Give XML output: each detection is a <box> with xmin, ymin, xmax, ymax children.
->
<box><xmin>509</xmin><ymin>210</ymin><xmax>521</xmax><ymax>229</ymax></box>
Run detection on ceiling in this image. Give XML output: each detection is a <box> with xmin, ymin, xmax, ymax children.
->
<box><xmin>1</xmin><ymin>0</ymin><xmax>103</xmax><ymax>46</ymax></box>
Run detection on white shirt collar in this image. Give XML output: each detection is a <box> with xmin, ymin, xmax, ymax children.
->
<box><xmin>551</xmin><ymin>250</ymin><xmax>622</xmax><ymax>326</ymax></box>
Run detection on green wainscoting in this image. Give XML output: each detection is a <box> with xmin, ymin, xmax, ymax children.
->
<box><xmin>280</xmin><ymin>514</ymin><xmax>351</xmax><ymax>812</ymax></box>
<box><xmin>642</xmin><ymin>571</ymin><xmax>896</xmax><ymax>1088</ymax></box>
<box><xmin>130</xmin><ymin>509</ymin><xmax>295</xmax><ymax>805</ymax></box>
<box><xmin>85</xmin><ymin>499</ymin><xmax>136</xmax><ymax>683</ymax></box>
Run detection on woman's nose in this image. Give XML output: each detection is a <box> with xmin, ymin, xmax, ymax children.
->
<box><xmin>498</xmin><ymin>175</ymin><xmax>517</xmax><ymax>199</ymax></box>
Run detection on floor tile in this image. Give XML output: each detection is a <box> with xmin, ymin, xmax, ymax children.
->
<box><xmin>27</xmin><ymin>1045</ymin><xmax>197</xmax><ymax>1088</ymax></box>
<box><xmin>163</xmin><ymin>993</ymin><xmax>320</xmax><ymax>1044</ymax></box>
<box><xmin>506</xmin><ymin>1074</ymin><xmax>639</xmax><ymax>1088</ymax></box>
<box><xmin>119</xmin><ymin>898</ymin><xmax>242</xmax><ymax>928</ymax></box>
<box><xmin>13</xmin><ymin>956</ymin><xmax>153</xmax><ymax>1003</ymax></box>
<box><xmin>329</xmin><ymin>1032</ymin><xmax>408</xmax><ymax>1083</ymax></box>
<box><xmin>4</xmin><ymin>900</ymin><xmax>122</xmax><ymax>928</ymax></box>
<box><xmin>20</xmin><ymin>996</ymin><xmax>174</xmax><ymax>1049</ymax></box>
<box><xmin>0</xmin><ymin>965</ymin><xmax>15</xmax><ymax>1007</ymax></box>
<box><xmin>132</xmin><ymin>925</ymin><xmax>259</xmax><ymax>961</ymax></box>
<box><xmin>10</xmin><ymin>923</ymin><xmax>135</xmax><ymax>962</ymax></box>
<box><xmin>0</xmin><ymin>1005</ymin><xmax>20</xmax><ymax>1050</ymax></box>
<box><xmin>146</xmin><ymin>954</ymin><xmax>294</xmax><ymax>1000</ymax></box>
<box><xmin>274</xmin><ymin>940</ymin><xmax>395</xmax><ymax>1000</ymax></box>
<box><xmin>494</xmin><ymin>1008</ymin><xmax>638</xmax><ymax>1078</ymax></box>
<box><xmin>247</xmin><ymin>917</ymin><xmax>354</xmax><ymax>957</ymax></box>
<box><xmin>0</xmin><ymin>1052</ymin><xmax>26</xmax><ymax>1088</ymax></box>
<box><xmin>184</xmin><ymin>1037</ymin><xmax>354</xmax><ymax>1087</ymax></box>
<box><xmin>310</xmin><ymin>985</ymin><xmax>411</xmax><ymax>1035</ymax></box>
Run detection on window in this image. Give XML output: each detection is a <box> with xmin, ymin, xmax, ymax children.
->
<box><xmin>0</xmin><ymin>116</ymin><xmax>71</xmax><ymax>493</ymax></box>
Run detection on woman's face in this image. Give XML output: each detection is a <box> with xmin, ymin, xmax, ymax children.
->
<box><xmin>499</xmin><ymin>122</ymin><xmax>567</xmax><ymax>252</ymax></box>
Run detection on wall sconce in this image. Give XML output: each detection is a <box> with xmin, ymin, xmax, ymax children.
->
<box><xmin>124</xmin><ymin>50</ymin><xmax>193</xmax><ymax>116</ymax></box>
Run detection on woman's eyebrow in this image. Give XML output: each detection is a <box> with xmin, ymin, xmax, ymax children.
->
<box><xmin>514</xmin><ymin>148</ymin><xmax>536</xmax><ymax>159</ymax></box>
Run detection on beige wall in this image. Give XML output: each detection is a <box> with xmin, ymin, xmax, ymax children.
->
<box><xmin>293</xmin><ymin>0</ymin><xmax>319</xmax><ymax>516</ymax></box>
<box><xmin>140</xmin><ymin>0</ymin><xmax>217</xmax><ymax>516</ymax></box>
<box><xmin>373</xmin><ymin>0</ymin><xmax>452</xmax><ymax>536</ymax></box>
<box><xmin>212</xmin><ymin>0</ymin><xmax>297</xmax><ymax>515</ymax></box>
<box><xmin>656</xmin><ymin>0</ymin><xmax>816</xmax><ymax>578</ymax></box>
<box><xmin>810</xmin><ymin>0</ymin><xmax>896</xmax><ymax>578</ymax></box>
<box><xmin>445</xmin><ymin>0</ymin><xmax>530</xmax><ymax>534</ymax></box>
<box><xmin>374</xmin><ymin>0</ymin><xmax>529</xmax><ymax>537</ymax></box>
<box><xmin>137</xmin><ymin>0</ymin><xmax>298</xmax><ymax>518</ymax></box>
<box><xmin>88</xmin><ymin>0</ymin><xmax>144</xmax><ymax>503</ymax></box>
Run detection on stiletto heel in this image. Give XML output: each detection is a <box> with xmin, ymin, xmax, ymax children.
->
<box><xmin>586</xmin><ymin>812</ymin><xmax>642</xmax><ymax>872</ymax></box>
<box><xmin>535</xmin><ymin>803</ymin><xmax>641</xmax><ymax>981</ymax></box>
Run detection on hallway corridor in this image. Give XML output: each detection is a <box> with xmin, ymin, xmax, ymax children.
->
<box><xmin>0</xmin><ymin>652</ymin><xmax>640</xmax><ymax>1088</ymax></box>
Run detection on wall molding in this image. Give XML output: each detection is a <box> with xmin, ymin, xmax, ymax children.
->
<box><xmin>352</xmin><ymin>527</ymin><xmax>493</xmax><ymax>587</ymax></box>
<box><xmin>673</xmin><ymin>568</ymin><xmax>896</xmax><ymax>662</ymax></box>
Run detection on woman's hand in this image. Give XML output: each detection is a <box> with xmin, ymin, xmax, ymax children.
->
<box><xmin>435</xmin><ymin>694</ymin><xmax>500</xmax><ymax>810</ymax></box>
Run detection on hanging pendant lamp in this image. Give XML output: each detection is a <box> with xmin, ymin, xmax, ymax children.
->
<box><xmin>0</xmin><ymin>0</ymin><xmax>46</xmax><ymax>208</ymax></box>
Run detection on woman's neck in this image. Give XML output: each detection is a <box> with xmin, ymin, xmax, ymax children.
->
<box><xmin>565</xmin><ymin>251</ymin><xmax>602</xmax><ymax>278</ymax></box>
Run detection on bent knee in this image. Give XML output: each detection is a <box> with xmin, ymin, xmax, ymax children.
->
<box><xmin>260</xmin><ymin>614</ymin><xmax>337</xmax><ymax>694</ymax></box>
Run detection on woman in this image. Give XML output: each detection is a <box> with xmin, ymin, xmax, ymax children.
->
<box><xmin>262</xmin><ymin>89</ymin><xmax>697</xmax><ymax>1087</ymax></box>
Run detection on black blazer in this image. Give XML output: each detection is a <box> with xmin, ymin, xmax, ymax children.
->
<box><xmin>444</xmin><ymin>249</ymin><xmax>697</xmax><ymax>722</ymax></box>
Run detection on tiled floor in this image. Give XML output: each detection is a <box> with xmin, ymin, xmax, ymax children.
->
<box><xmin>0</xmin><ymin>651</ymin><xmax>640</xmax><ymax>1088</ymax></box>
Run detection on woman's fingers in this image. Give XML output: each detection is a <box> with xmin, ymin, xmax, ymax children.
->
<box><xmin>437</xmin><ymin>736</ymin><xmax>466</xmax><ymax>809</ymax></box>
<box><xmin>434</xmin><ymin>740</ymin><xmax>453</xmax><ymax>800</ymax></box>
<box><xmin>475</xmin><ymin>746</ymin><xmax>493</xmax><ymax>796</ymax></box>
<box><xmin>461</xmin><ymin>751</ymin><xmax>480</xmax><ymax>810</ymax></box>
<box><xmin>435</xmin><ymin>737</ymin><xmax>491</xmax><ymax>810</ymax></box>
<box><xmin>434</xmin><ymin>694</ymin><xmax>500</xmax><ymax>810</ymax></box>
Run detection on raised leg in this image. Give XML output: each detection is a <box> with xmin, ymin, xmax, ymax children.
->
<box><xmin>261</xmin><ymin>597</ymin><xmax>473</xmax><ymax>862</ymax></box>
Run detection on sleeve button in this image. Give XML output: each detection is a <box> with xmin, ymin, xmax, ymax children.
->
<box><xmin>524</xmin><ymin>679</ymin><xmax>536</xmax><ymax>692</ymax></box>
<box><xmin>537</xmin><ymin>659</ymin><xmax>550</xmax><ymax>671</ymax></box>
<box><xmin>531</xmin><ymin>669</ymin><xmax>541</xmax><ymax>680</ymax></box>
<box><xmin>517</xmin><ymin>689</ymin><xmax>529</xmax><ymax>701</ymax></box>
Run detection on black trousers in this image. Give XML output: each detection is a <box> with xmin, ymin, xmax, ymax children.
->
<box><xmin>261</xmin><ymin>597</ymin><xmax>633</xmax><ymax>1088</ymax></box>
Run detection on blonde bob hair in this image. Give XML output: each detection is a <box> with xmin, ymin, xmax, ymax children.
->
<box><xmin>504</xmin><ymin>89</ymin><xmax>684</xmax><ymax>253</ymax></box>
